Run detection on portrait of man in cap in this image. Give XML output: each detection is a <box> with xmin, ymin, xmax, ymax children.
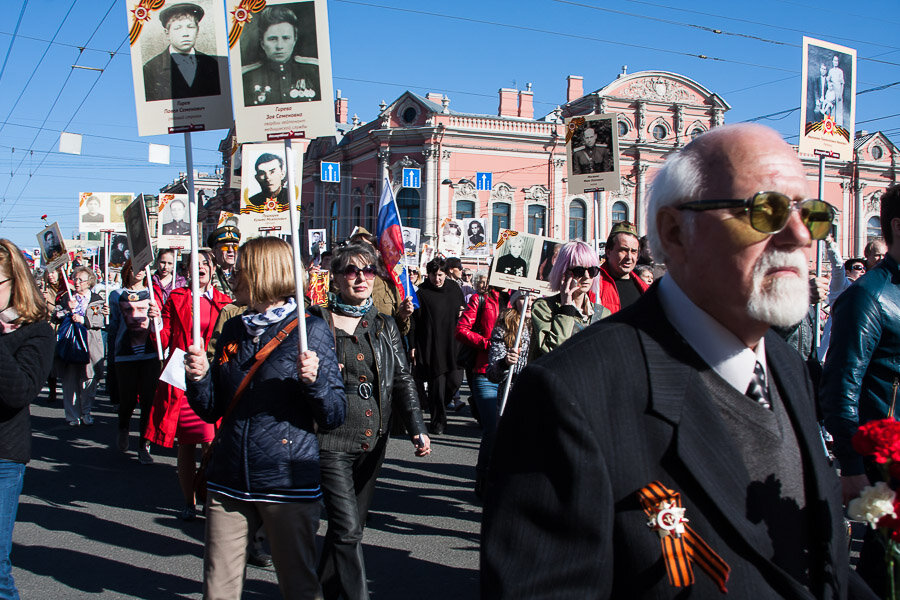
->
<box><xmin>143</xmin><ymin>2</ymin><xmax>222</xmax><ymax>102</ymax></box>
<box><xmin>161</xmin><ymin>198</ymin><xmax>190</xmax><ymax>236</ymax></box>
<box><xmin>245</xmin><ymin>152</ymin><xmax>288</xmax><ymax>211</ymax></box>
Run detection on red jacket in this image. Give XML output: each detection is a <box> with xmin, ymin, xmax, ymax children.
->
<box><xmin>597</xmin><ymin>264</ymin><xmax>650</xmax><ymax>314</ymax></box>
<box><xmin>455</xmin><ymin>289</ymin><xmax>502</xmax><ymax>375</ymax></box>
<box><xmin>144</xmin><ymin>287</ymin><xmax>232</xmax><ymax>447</ymax></box>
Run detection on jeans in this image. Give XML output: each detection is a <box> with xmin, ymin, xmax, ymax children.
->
<box><xmin>318</xmin><ymin>436</ymin><xmax>389</xmax><ymax>600</ymax></box>
<box><xmin>0</xmin><ymin>460</ymin><xmax>25</xmax><ymax>600</ymax></box>
<box><xmin>469</xmin><ymin>374</ymin><xmax>499</xmax><ymax>476</ymax></box>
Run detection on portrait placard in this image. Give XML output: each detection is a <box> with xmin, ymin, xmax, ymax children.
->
<box><xmin>227</xmin><ymin>0</ymin><xmax>336</xmax><ymax>143</ymax></box>
<box><xmin>535</xmin><ymin>239</ymin><xmax>565</xmax><ymax>284</ymax></box>
<box><xmin>78</xmin><ymin>193</ymin><xmax>108</xmax><ymax>232</ymax></box>
<box><xmin>462</xmin><ymin>218</ymin><xmax>489</xmax><ymax>258</ymax></box>
<box><xmin>799</xmin><ymin>37</ymin><xmax>856</xmax><ymax>159</ymax></box>
<box><xmin>109</xmin><ymin>193</ymin><xmax>134</xmax><ymax>233</ymax></box>
<box><xmin>401</xmin><ymin>226</ymin><xmax>420</xmax><ymax>262</ymax></box>
<box><xmin>488</xmin><ymin>229</ymin><xmax>548</xmax><ymax>293</ymax></box>
<box><xmin>217</xmin><ymin>210</ymin><xmax>240</xmax><ymax>228</ymax></box>
<box><xmin>124</xmin><ymin>197</ymin><xmax>154</xmax><ymax>273</ymax></box>
<box><xmin>108</xmin><ymin>234</ymin><xmax>130</xmax><ymax>268</ymax></box>
<box><xmin>308</xmin><ymin>228</ymin><xmax>327</xmax><ymax>257</ymax></box>
<box><xmin>126</xmin><ymin>0</ymin><xmax>234</xmax><ymax>136</ymax></box>
<box><xmin>239</xmin><ymin>142</ymin><xmax>302</xmax><ymax>235</ymax></box>
<box><xmin>37</xmin><ymin>223</ymin><xmax>68</xmax><ymax>271</ymax></box>
<box><xmin>438</xmin><ymin>218</ymin><xmax>463</xmax><ymax>257</ymax></box>
<box><xmin>157</xmin><ymin>193</ymin><xmax>193</xmax><ymax>248</ymax></box>
<box><xmin>565</xmin><ymin>113</ymin><xmax>620</xmax><ymax>195</ymax></box>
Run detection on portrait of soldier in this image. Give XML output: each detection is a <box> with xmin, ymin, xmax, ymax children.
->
<box><xmin>42</xmin><ymin>229</ymin><xmax>63</xmax><ymax>262</ymax></box>
<box><xmin>245</xmin><ymin>152</ymin><xmax>289</xmax><ymax>211</ymax></box>
<box><xmin>496</xmin><ymin>235</ymin><xmax>530</xmax><ymax>277</ymax></box>
<box><xmin>81</xmin><ymin>195</ymin><xmax>104</xmax><ymax>223</ymax></box>
<box><xmin>143</xmin><ymin>2</ymin><xmax>222</xmax><ymax>102</ymax></box>
<box><xmin>242</xmin><ymin>6</ymin><xmax>321</xmax><ymax>106</ymax></box>
<box><xmin>162</xmin><ymin>199</ymin><xmax>190</xmax><ymax>235</ymax></box>
<box><xmin>571</xmin><ymin>124</ymin><xmax>613</xmax><ymax>175</ymax></box>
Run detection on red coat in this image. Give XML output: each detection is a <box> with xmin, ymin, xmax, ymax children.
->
<box><xmin>144</xmin><ymin>287</ymin><xmax>232</xmax><ymax>447</ymax></box>
<box><xmin>597</xmin><ymin>264</ymin><xmax>650</xmax><ymax>314</ymax></box>
<box><xmin>455</xmin><ymin>289</ymin><xmax>502</xmax><ymax>375</ymax></box>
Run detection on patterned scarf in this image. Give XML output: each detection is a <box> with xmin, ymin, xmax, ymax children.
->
<box><xmin>329</xmin><ymin>293</ymin><xmax>373</xmax><ymax>318</ymax></box>
<box><xmin>242</xmin><ymin>297</ymin><xmax>296</xmax><ymax>337</ymax></box>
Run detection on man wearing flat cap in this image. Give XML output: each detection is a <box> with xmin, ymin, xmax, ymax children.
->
<box><xmin>143</xmin><ymin>2</ymin><xmax>222</xmax><ymax>102</ymax></box>
<box><xmin>206</xmin><ymin>225</ymin><xmax>240</xmax><ymax>299</ymax></box>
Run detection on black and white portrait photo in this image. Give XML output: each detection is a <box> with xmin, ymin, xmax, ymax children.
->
<box><xmin>566</xmin><ymin>113</ymin><xmax>621</xmax><ymax>196</ymax></box>
<box><xmin>799</xmin><ymin>36</ymin><xmax>856</xmax><ymax>158</ymax></box>
<box><xmin>240</xmin><ymin>3</ymin><xmax>321</xmax><ymax>107</ymax></box>
<box><xmin>401</xmin><ymin>226</ymin><xmax>420</xmax><ymax>260</ymax></box>
<box><xmin>308</xmin><ymin>228</ymin><xmax>326</xmax><ymax>257</ymax></box>
<box><xmin>142</xmin><ymin>2</ymin><xmax>223</xmax><ymax>102</ymax></box>
<box><xmin>124</xmin><ymin>198</ymin><xmax>154</xmax><ymax>272</ymax></box>
<box><xmin>37</xmin><ymin>223</ymin><xmax>66</xmax><ymax>268</ymax></box>
<box><xmin>496</xmin><ymin>234</ymin><xmax>532</xmax><ymax>278</ymax></box>
<box><xmin>109</xmin><ymin>234</ymin><xmax>129</xmax><ymax>268</ymax></box>
<box><xmin>80</xmin><ymin>194</ymin><xmax>106</xmax><ymax>224</ymax></box>
<box><xmin>463</xmin><ymin>218</ymin><xmax>489</xmax><ymax>258</ymax></box>
<box><xmin>161</xmin><ymin>197</ymin><xmax>190</xmax><ymax>236</ymax></box>
<box><xmin>439</xmin><ymin>219</ymin><xmax>463</xmax><ymax>257</ymax></box>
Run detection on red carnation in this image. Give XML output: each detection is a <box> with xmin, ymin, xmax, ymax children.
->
<box><xmin>853</xmin><ymin>419</ymin><xmax>900</xmax><ymax>465</ymax></box>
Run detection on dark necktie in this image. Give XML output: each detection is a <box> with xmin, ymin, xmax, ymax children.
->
<box><xmin>746</xmin><ymin>361</ymin><xmax>771</xmax><ymax>410</ymax></box>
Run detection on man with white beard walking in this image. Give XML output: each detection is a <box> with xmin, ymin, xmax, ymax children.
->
<box><xmin>482</xmin><ymin>123</ymin><xmax>874</xmax><ymax>599</ymax></box>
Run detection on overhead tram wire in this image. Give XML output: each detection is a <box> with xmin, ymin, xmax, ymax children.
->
<box><xmin>0</xmin><ymin>1</ymin><xmax>79</xmax><ymax>139</ymax></box>
<box><xmin>743</xmin><ymin>80</ymin><xmax>900</xmax><ymax>123</ymax></box>
<box><xmin>0</xmin><ymin>0</ymin><xmax>30</xmax><ymax>87</ymax></box>
<box><xmin>332</xmin><ymin>0</ymin><xmax>796</xmax><ymax>74</ymax></box>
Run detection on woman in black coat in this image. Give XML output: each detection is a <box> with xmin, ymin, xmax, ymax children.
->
<box><xmin>310</xmin><ymin>242</ymin><xmax>430</xmax><ymax>600</ymax></box>
<box><xmin>185</xmin><ymin>237</ymin><xmax>346</xmax><ymax>599</ymax></box>
<box><xmin>0</xmin><ymin>239</ymin><xmax>55</xmax><ymax>598</ymax></box>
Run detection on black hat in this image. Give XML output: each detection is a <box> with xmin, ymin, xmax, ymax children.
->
<box><xmin>160</xmin><ymin>3</ymin><xmax>204</xmax><ymax>28</ymax></box>
<box><xmin>207</xmin><ymin>225</ymin><xmax>241</xmax><ymax>249</ymax></box>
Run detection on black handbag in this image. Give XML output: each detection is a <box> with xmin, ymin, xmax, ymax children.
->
<box><xmin>56</xmin><ymin>315</ymin><xmax>90</xmax><ymax>364</ymax></box>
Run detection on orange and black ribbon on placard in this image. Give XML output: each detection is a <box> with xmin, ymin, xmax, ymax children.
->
<box><xmin>229</xmin><ymin>0</ymin><xmax>267</xmax><ymax>48</ymax></box>
<box><xmin>129</xmin><ymin>0</ymin><xmax>165</xmax><ymax>46</ymax></box>
<box><xmin>637</xmin><ymin>481</ymin><xmax>730</xmax><ymax>594</ymax></box>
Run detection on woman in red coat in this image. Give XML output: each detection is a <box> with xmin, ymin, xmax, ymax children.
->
<box><xmin>145</xmin><ymin>250</ymin><xmax>232</xmax><ymax>520</ymax></box>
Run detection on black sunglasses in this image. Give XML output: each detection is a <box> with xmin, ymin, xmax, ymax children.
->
<box><xmin>850</xmin><ymin>264</ymin><xmax>866</xmax><ymax>272</ymax></box>
<box><xmin>677</xmin><ymin>191</ymin><xmax>836</xmax><ymax>240</ymax></box>
<box><xmin>568</xmin><ymin>266</ymin><xmax>601</xmax><ymax>278</ymax></box>
<box><xmin>340</xmin><ymin>264</ymin><xmax>378</xmax><ymax>280</ymax></box>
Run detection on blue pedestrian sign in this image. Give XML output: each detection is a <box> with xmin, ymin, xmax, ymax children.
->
<box><xmin>402</xmin><ymin>167</ymin><xmax>421</xmax><ymax>189</ymax></box>
<box><xmin>476</xmin><ymin>172</ymin><xmax>492</xmax><ymax>191</ymax></box>
<box><xmin>320</xmin><ymin>161</ymin><xmax>340</xmax><ymax>183</ymax></box>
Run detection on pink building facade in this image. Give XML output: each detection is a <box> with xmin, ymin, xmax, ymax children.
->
<box><xmin>218</xmin><ymin>69</ymin><xmax>898</xmax><ymax>261</ymax></box>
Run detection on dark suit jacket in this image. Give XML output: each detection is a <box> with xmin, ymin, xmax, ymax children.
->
<box><xmin>162</xmin><ymin>220</ymin><xmax>190</xmax><ymax>236</ymax></box>
<box><xmin>143</xmin><ymin>49</ymin><xmax>222</xmax><ymax>102</ymax></box>
<box><xmin>481</xmin><ymin>286</ymin><xmax>873</xmax><ymax>599</ymax></box>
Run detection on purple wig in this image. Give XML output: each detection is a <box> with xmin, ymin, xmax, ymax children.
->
<box><xmin>548</xmin><ymin>240</ymin><xmax>601</xmax><ymax>297</ymax></box>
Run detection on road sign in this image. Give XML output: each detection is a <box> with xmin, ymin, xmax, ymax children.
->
<box><xmin>320</xmin><ymin>161</ymin><xmax>340</xmax><ymax>183</ymax></box>
<box><xmin>402</xmin><ymin>167</ymin><xmax>421</xmax><ymax>189</ymax></box>
<box><xmin>476</xmin><ymin>172</ymin><xmax>492</xmax><ymax>191</ymax></box>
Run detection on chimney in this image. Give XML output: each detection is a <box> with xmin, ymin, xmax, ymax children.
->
<box><xmin>498</xmin><ymin>88</ymin><xmax>518</xmax><ymax>117</ymax></box>
<box><xmin>426</xmin><ymin>92</ymin><xmax>443</xmax><ymax>104</ymax></box>
<box><xmin>518</xmin><ymin>84</ymin><xmax>533</xmax><ymax>119</ymax></box>
<box><xmin>567</xmin><ymin>75</ymin><xmax>583</xmax><ymax>103</ymax></box>
<box><xmin>334</xmin><ymin>89</ymin><xmax>348</xmax><ymax>124</ymax></box>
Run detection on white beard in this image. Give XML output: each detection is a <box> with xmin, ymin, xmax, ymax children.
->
<box><xmin>746</xmin><ymin>249</ymin><xmax>810</xmax><ymax>327</ymax></box>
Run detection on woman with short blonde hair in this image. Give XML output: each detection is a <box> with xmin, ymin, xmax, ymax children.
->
<box><xmin>238</xmin><ymin>236</ymin><xmax>295</xmax><ymax>306</ymax></box>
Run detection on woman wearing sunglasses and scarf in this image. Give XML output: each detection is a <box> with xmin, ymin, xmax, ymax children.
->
<box><xmin>531</xmin><ymin>240</ymin><xmax>611</xmax><ymax>359</ymax></box>
<box><xmin>309</xmin><ymin>242</ymin><xmax>431</xmax><ymax>600</ymax></box>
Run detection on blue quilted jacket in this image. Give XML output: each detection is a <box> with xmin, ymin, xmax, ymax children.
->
<box><xmin>187</xmin><ymin>309</ymin><xmax>346</xmax><ymax>497</ymax></box>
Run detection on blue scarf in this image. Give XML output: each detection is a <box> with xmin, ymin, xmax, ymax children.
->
<box><xmin>242</xmin><ymin>297</ymin><xmax>296</xmax><ymax>337</ymax></box>
<box><xmin>329</xmin><ymin>293</ymin><xmax>373</xmax><ymax>318</ymax></box>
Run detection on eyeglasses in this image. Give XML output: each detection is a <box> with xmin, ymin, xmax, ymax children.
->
<box><xmin>0</xmin><ymin>278</ymin><xmax>9</xmax><ymax>286</ymax></box>
<box><xmin>340</xmin><ymin>265</ymin><xmax>378</xmax><ymax>280</ymax></box>
<box><xmin>677</xmin><ymin>191</ymin><xmax>836</xmax><ymax>240</ymax></box>
<box><xmin>74</xmin><ymin>278</ymin><xmax>90</xmax><ymax>284</ymax></box>
<box><xmin>568</xmin><ymin>266</ymin><xmax>601</xmax><ymax>278</ymax></box>
<box><xmin>850</xmin><ymin>264</ymin><xmax>866</xmax><ymax>272</ymax></box>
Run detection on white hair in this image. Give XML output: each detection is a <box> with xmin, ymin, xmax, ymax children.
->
<box><xmin>644</xmin><ymin>149</ymin><xmax>704</xmax><ymax>264</ymax></box>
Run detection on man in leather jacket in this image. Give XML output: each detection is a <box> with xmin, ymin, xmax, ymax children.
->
<box><xmin>821</xmin><ymin>183</ymin><xmax>900</xmax><ymax>593</ymax></box>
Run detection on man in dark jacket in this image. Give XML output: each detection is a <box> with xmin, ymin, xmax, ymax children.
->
<box><xmin>821</xmin><ymin>184</ymin><xmax>900</xmax><ymax>594</ymax></box>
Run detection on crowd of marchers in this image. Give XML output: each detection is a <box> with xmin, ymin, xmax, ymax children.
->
<box><xmin>0</xmin><ymin>123</ymin><xmax>897</xmax><ymax>599</ymax></box>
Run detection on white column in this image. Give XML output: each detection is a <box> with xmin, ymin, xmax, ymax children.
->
<box><xmin>423</xmin><ymin>145</ymin><xmax>437</xmax><ymax>242</ymax></box>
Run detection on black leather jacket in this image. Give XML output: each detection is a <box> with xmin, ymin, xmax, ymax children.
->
<box><xmin>821</xmin><ymin>254</ymin><xmax>900</xmax><ymax>476</ymax></box>
<box><xmin>310</xmin><ymin>304</ymin><xmax>426</xmax><ymax>451</ymax></box>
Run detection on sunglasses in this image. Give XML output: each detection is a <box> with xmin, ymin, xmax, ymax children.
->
<box><xmin>341</xmin><ymin>264</ymin><xmax>378</xmax><ymax>280</ymax></box>
<box><xmin>677</xmin><ymin>191</ymin><xmax>836</xmax><ymax>240</ymax></box>
<box><xmin>568</xmin><ymin>266</ymin><xmax>601</xmax><ymax>278</ymax></box>
<box><xmin>218</xmin><ymin>244</ymin><xmax>239</xmax><ymax>252</ymax></box>
<box><xmin>850</xmin><ymin>264</ymin><xmax>866</xmax><ymax>272</ymax></box>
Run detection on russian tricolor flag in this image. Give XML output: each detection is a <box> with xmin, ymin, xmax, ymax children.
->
<box><xmin>376</xmin><ymin>178</ymin><xmax>419</xmax><ymax>308</ymax></box>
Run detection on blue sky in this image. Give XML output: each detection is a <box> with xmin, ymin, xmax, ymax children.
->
<box><xmin>0</xmin><ymin>0</ymin><xmax>897</xmax><ymax>249</ymax></box>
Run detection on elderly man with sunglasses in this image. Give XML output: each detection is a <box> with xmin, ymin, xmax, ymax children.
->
<box><xmin>821</xmin><ymin>184</ymin><xmax>900</xmax><ymax>596</ymax></box>
<box><xmin>206</xmin><ymin>225</ymin><xmax>241</xmax><ymax>299</ymax></box>
<box><xmin>482</xmin><ymin>123</ymin><xmax>875</xmax><ymax>599</ymax></box>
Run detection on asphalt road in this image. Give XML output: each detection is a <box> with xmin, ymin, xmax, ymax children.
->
<box><xmin>12</xmin><ymin>386</ymin><xmax>482</xmax><ymax>599</ymax></box>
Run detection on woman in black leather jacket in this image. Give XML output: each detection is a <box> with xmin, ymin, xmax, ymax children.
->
<box><xmin>309</xmin><ymin>242</ymin><xmax>430</xmax><ymax>600</ymax></box>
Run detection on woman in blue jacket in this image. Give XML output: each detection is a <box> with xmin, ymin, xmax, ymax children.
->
<box><xmin>185</xmin><ymin>237</ymin><xmax>346</xmax><ymax>599</ymax></box>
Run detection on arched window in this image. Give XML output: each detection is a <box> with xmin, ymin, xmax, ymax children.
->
<box><xmin>456</xmin><ymin>200</ymin><xmax>475</xmax><ymax>220</ymax></box>
<box><xmin>330</xmin><ymin>201</ymin><xmax>339</xmax><ymax>241</ymax></box>
<box><xmin>868</xmin><ymin>216</ymin><xmax>882</xmax><ymax>241</ymax></box>
<box><xmin>569</xmin><ymin>199</ymin><xmax>586</xmax><ymax>240</ymax></box>
<box><xmin>492</xmin><ymin>202</ymin><xmax>511</xmax><ymax>241</ymax></box>
<box><xmin>365</xmin><ymin>202</ymin><xmax>375</xmax><ymax>231</ymax></box>
<box><xmin>611</xmin><ymin>201</ymin><xmax>628</xmax><ymax>224</ymax></box>
<box><xmin>527</xmin><ymin>205</ymin><xmax>546</xmax><ymax>234</ymax></box>
<box><xmin>397</xmin><ymin>188</ymin><xmax>420</xmax><ymax>228</ymax></box>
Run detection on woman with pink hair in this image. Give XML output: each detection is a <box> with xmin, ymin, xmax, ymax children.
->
<box><xmin>530</xmin><ymin>241</ymin><xmax>610</xmax><ymax>359</ymax></box>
